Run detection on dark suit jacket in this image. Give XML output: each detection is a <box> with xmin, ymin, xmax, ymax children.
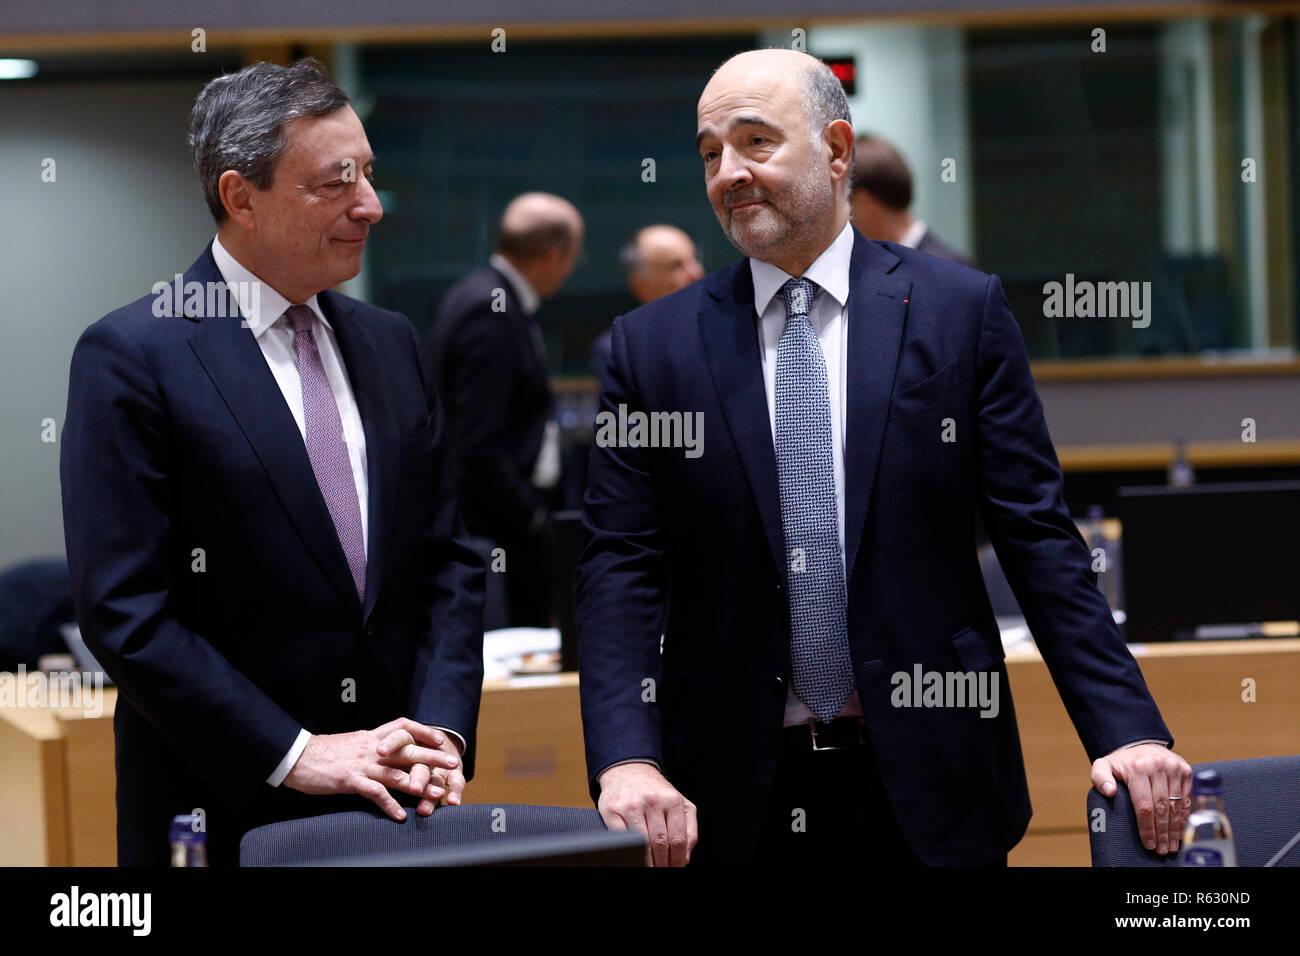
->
<box><xmin>60</xmin><ymin>243</ymin><xmax>485</xmax><ymax>865</ymax></box>
<box><xmin>427</xmin><ymin>265</ymin><xmax>552</xmax><ymax>544</ymax></box>
<box><xmin>917</xmin><ymin>227</ymin><xmax>973</xmax><ymax>268</ymax></box>
<box><xmin>576</xmin><ymin>227</ymin><xmax>1170</xmax><ymax>865</ymax></box>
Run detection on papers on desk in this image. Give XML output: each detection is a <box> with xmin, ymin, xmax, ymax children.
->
<box><xmin>482</xmin><ymin>627</ymin><xmax>562</xmax><ymax>680</ymax></box>
<box><xmin>996</xmin><ymin>609</ymin><xmax>1125</xmax><ymax>656</ymax></box>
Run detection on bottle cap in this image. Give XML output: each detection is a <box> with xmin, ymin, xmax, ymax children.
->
<box><xmin>169</xmin><ymin>814</ymin><xmax>206</xmax><ymax>844</ymax></box>
<box><xmin>1191</xmin><ymin>768</ymin><xmax>1223</xmax><ymax>797</ymax></box>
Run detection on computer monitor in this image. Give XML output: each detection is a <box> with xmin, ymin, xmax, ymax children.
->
<box><xmin>1114</xmin><ymin>480</ymin><xmax>1300</xmax><ymax>642</ymax></box>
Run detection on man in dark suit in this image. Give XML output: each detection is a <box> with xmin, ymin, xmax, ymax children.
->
<box><xmin>577</xmin><ymin>49</ymin><xmax>1191</xmax><ymax>866</ymax></box>
<box><xmin>60</xmin><ymin>59</ymin><xmax>485</xmax><ymax>866</ymax></box>
<box><xmin>428</xmin><ymin>193</ymin><xmax>583</xmax><ymax>626</ymax></box>
<box><xmin>850</xmin><ymin>132</ymin><xmax>973</xmax><ymax>267</ymax></box>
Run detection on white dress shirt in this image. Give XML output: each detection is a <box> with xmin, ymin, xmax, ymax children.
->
<box><xmin>898</xmin><ymin>218</ymin><xmax>927</xmax><ymax>250</ymax></box>
<box><xmin>211</xmin><ymin>235</ymin><xmax>465</xmax><ymax>786</ymax></box>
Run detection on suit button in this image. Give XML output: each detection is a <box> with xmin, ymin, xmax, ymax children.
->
<box><xmin>774</xmin><ymin>675</ymin><xmax>784</xmax><ymax>687</ymax></box>
<box><xmin>365</xmin><ymin>623</ymin><xmax>375</xmax><ymax>638</ymax></box>
<box><xmin>775</xmin><ymin>583</ymin><xmax>785</xmax><ymax>595</ymax></box>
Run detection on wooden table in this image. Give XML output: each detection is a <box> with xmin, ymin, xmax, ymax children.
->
<box><xmin>4</xmin><ymin>639</ymin><xmax>1297</xmax><ymax>866</ymax></box>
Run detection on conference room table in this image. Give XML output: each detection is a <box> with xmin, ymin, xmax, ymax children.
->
<box><xmin>3</xmin><ymin>637</ymin><xmax>1298</xmax><ymax>866</ymax></box>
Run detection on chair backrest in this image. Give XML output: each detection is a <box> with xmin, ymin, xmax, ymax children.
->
<box><xmin>1087</xmin><ymin>755</ymin><xmax>1300</xmax><ymax>866</ymax></box>
<box><xmin>240</xmin><ymin>803</ymin><xmax>625</xmax><ymax>866</ymax></box>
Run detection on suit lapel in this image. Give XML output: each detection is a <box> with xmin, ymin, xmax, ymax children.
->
<box><xmin>843</xmin><ymin>233</ymin><xmax>911</xmax><ymax>584</ymax></box>
<box><xmin>183</xmin><ymin>245</ymin><xmax>362</xmax><ymax>618</ymax></box>
<box><xmin>321</xmin><ymin>290</ymin><xmax>398</xmax><ymax>625</ymax></box>
<box><xmin>699</xmin><ymin>262</ymin><xmax>786</xmax><ymax>574</ymax></box>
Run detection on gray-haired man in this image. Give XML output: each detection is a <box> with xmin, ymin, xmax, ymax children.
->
<box><xmin>61</xmin><ymin>58</ymin><xmax>485</xmax><ymax>865</ymax></box>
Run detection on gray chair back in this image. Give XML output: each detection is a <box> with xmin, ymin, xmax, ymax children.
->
<box><xmin>240</xmin><ymin>803</ymin><xmax>625</xmax><ymax>866</ymax></box>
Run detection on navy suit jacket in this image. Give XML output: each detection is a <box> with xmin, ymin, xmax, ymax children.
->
<box><xmin>60</xmin><ymin>243</ymin><xmax>485</xmax><ymax>865</ymax></box>
<box><xmin>576</xmin><ymin>227</ymin><xmax>1170</xmax><ymax>865</ymax></box>
<box><xmin>426</xmin><ymin>265</ymin><xmax>552</xmax><ymax>544</ymax></box>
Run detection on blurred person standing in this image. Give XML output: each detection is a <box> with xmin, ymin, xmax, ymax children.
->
<box><xmin>428</xmin><ymin>193</ymin><xmax>584</xmax><ymax>626</ymax></box>
<box><xmin>850</xmin><ymin>133</ymin><xmax>972</xmax><ymax>267</ymax></box>
<box><xmin>590</xmin><ymin>225</ymin><xmax>705</xmax><ymax>379</ymax></box>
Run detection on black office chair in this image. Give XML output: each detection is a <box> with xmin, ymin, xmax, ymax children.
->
<box><xmin>1087</xmin><ymin>755</ymin><xmax>1300</xmax><ymax>866</ymax></box>
<box><xmin>239</xmin><ymin>803</ymin><xmax>640</xmax><ymax>866</ymax></box>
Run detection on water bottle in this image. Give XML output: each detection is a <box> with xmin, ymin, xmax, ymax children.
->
<box><xmin>1167</xmin><ymin>437</ymin><xmax>1195</xmax><ymax>487</ymax></box>
<box><xmin>1177</xmin><ymin>769</ymin><xmax>1236</xmax><ymax>866</ymax></box>
<box><xmin>169</xmin><ymin>814</ymin><xmax>208</xmax><ymax>867</ymax></box>
<box><xmin>1079</xmin><ymin>505</ymin><xmax>1122</xmax><ymax>612</ymax></box>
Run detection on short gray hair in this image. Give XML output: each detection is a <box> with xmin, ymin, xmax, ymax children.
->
<box><xmin>189</xmin><ymin>58</ymin><xmax>350</xmax><ymax>224</ymax></box>
<box><xmin>800</xmin><ymin>59</ymin><xmax>855</xmax><ymax>194</ymax></box>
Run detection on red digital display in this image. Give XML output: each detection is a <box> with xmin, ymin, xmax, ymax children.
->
<box><xmin>824</xmin><ymin>56</ymin><xmax>857</xmax><ymax>96</ymax></box>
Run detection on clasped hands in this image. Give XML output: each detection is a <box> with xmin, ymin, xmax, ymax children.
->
<box><xmin>284</xmin><ymin>717</ymin><xmax>465</xmax><ymax>820</ymax></box>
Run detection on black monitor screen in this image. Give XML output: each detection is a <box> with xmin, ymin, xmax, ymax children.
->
<box><xmin>1115</xmin><ymin>481</ymin><xmax>1300</xmax><ymax>642</ymax></box>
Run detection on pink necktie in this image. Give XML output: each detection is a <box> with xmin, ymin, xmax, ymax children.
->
<box><xmin>286</xmin><ymin>305</ymin><xmax>366</xmax><ymax>602</ymax></box>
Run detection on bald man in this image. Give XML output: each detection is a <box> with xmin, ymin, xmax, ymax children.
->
<box><xmin>428</xmin><ymin>192</ymin><xmax>584</xmax><ymax>626</ymax></box>
<box><xmin>591</xmin><ymin>225</ymin><xmax>705</xmax><ymax>380</ymax></box>
<box><xmin>576</xmin><ymin>49</ymin><xmax>1188</xmax><ymax>867</ymax></box>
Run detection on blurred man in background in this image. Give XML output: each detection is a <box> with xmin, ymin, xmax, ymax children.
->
<box><xmin>590</xmin><ymin>224</ymin><xmax>705</xmax><ymax>380</ymax></box>
<box><xmin>429</xmin><ymin>192</ymin><xmax>584</xmax><ymax>627</ymax></box>
<box><xmin>61</xmin><ymin>59</ymin><xmax>485</xmax><ymax>865</ymax></box>
<box><xmin>850</xmin><ymin>132</ymin><xmax>972</xmax><ymax>266</ymax></box>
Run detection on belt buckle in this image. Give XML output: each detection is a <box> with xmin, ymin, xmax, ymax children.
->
<box><xmin>808</xmin><ymin>720</ymin><xmax>843</xmax><ymax>751</ymax></box>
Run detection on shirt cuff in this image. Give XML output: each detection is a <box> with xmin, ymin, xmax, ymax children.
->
<box><xmin>1122</xmin><ymin>738</ymin><xmax>1171</xmax><ymax>749</ymax></box>
<box><xmin>432</xmin><ymin>727</ymin><xmax>466</xmax><ymax>755</ymax></box>
<box><xmin>597</xmin><ymin>758</ymin><xmax>662</xmax><ymax>784</ymax></box>
<box><xmin>267</xmin><ymin>728</ymin><xmax>312</xmax><ymax>787</ymax></box>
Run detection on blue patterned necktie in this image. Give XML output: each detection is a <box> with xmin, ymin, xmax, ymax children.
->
<box><xmin>775</xmin><ymin>277</ymin><xmax>854</xmax><ymax>722</ymax></box>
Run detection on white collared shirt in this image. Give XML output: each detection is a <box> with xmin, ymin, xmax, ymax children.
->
<box><xmin>211</xmin><ymin>235</ymin><xmax>370</xmax><ymax>556</ymax></box>
<box><xmin>899</xmin><ymin>218</ymin><xmax>927</xmax><ymax>250</ymax></box>
<box><xmin>749</xmin><ymin>220</ymin><xmax>864</xmax><ymax>726</ymax></box>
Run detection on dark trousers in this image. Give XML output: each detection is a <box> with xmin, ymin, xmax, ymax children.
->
<box><xmin>753</xmin><ymin>724</ymin><xmax>1007</xmax><ymax>868</ymax></box>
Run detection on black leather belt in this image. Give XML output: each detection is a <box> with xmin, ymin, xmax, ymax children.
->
<box><xmin>783</xmin><ymin>716</ymin><xmax>868</xmax><ymax>751</ymax></box>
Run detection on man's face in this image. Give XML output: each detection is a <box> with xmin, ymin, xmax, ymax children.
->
<box><xmin>631</xmin><ymin>228</ymin><xmax>705</xmax><ymax>303</ymax></box>
<box><xmin>696</xmin><ymin>67</ymin><xmax>835</xmax><ymax>262</ymax></box>
<box><xmin>244</xmin><ymin>106</ymin><xmax>382</xmax><ymax>301</ymax></box>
